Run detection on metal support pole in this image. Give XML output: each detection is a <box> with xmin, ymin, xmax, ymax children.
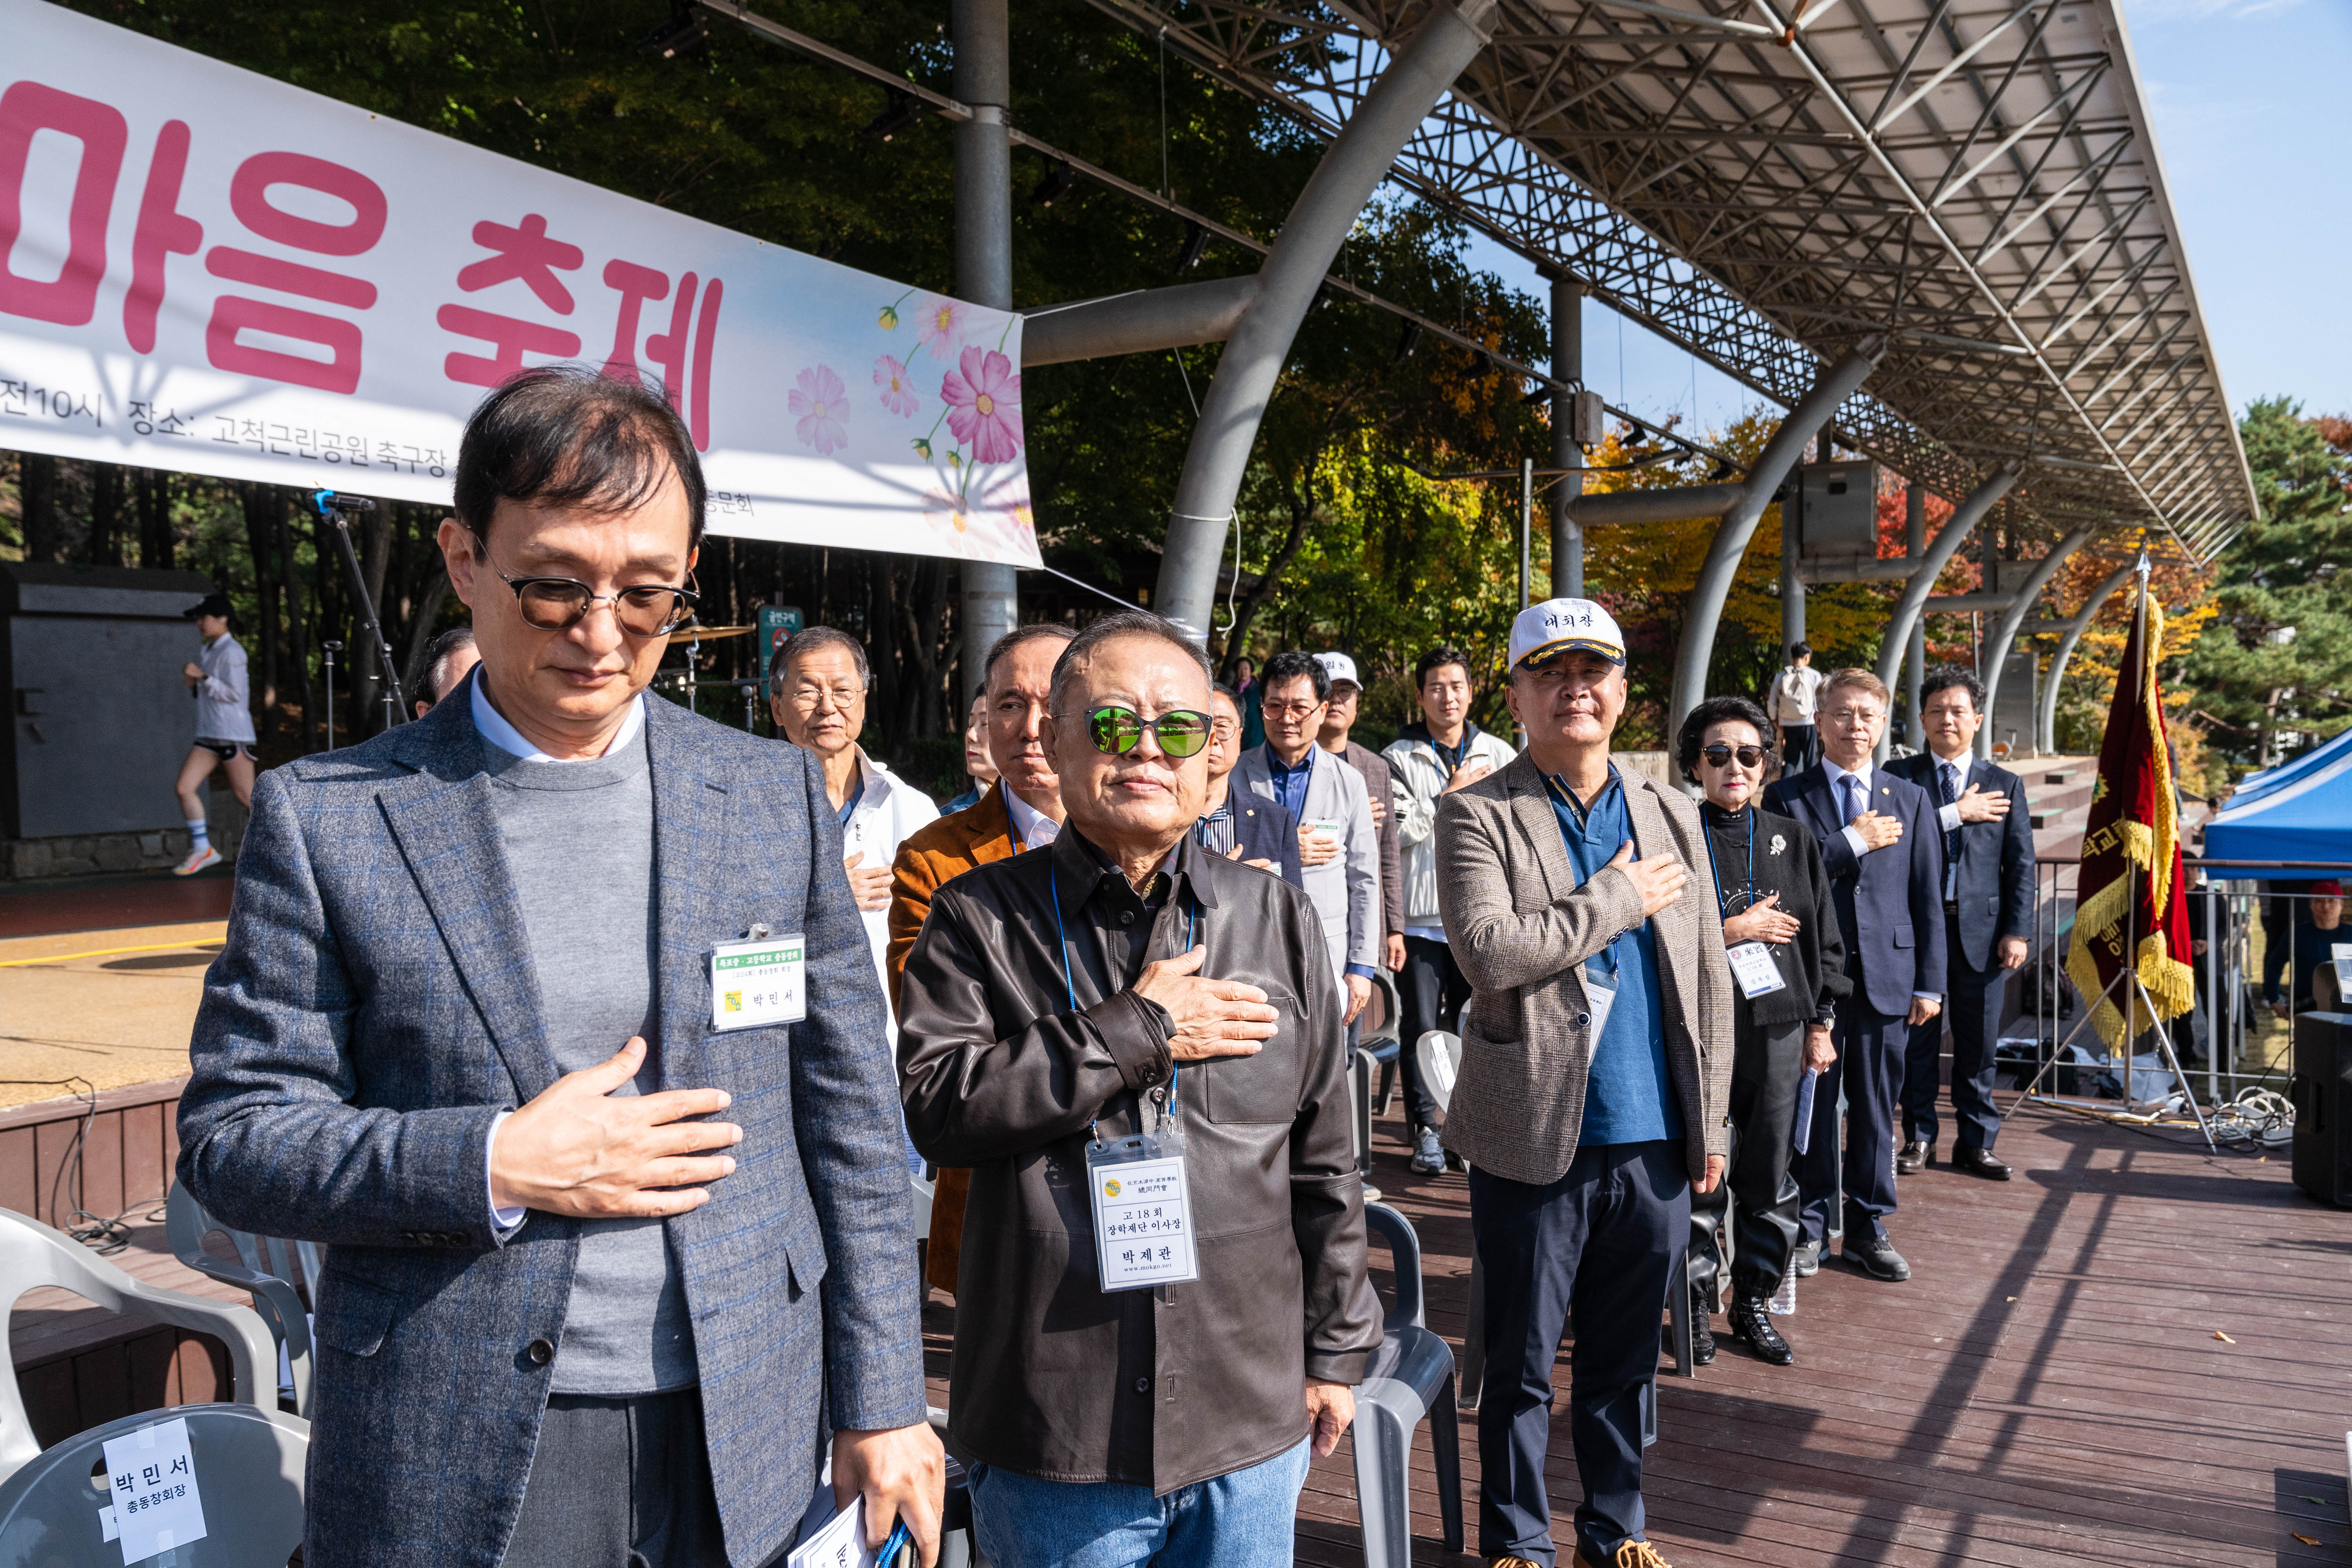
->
<box><xmin>1154</xmin><ymin>0</ymin><xmax>1499</xmax><ymax>638</ymax></box>
<box><xmin>1520</xmin><ymin>458</ymin><xmax>1533</xmax><ymax>610</ymax></box>
<box><xmin>1780</xmin><ymin>475</ymin><xmax>1804</xmax><ymax>660</ymax></box>
<box><xmin>1904</xmin><ymin>483</ymin><xmax>1926</xmax><ymax>745</ymax></box>
<box><xmin>955</xmin><ymin>0</ymin><xmax>1018</xmax><ymax>702</ymax></box>
<box><xmin>1550</xmin><ymin>274</ymin><xmax>1584</xmax><ymax>599</ymax></box>
<box><xmin>1872</xmin><ymin>465</ymin><xmax>2020</xmax><ymax>706</ymax></box>
<box><xmin>2039</xmin><ymin>559</ymin><xmax>2135</xmax><ymax>754</ymax></box>
<box><xmin>1976</xmin><ymin>526</ymin><xmax>2094</xmax><ymax>760</ymax></box>
<box><xmin>1668</xmin><ymin>343</ymin><xmax>1880</xmax><ymax>731</ymax></box>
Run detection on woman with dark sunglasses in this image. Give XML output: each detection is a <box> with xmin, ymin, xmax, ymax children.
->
<box><xmin>1674</xmin><ymin>695</ymin><xmax>1849</xmax><ymax>1367</ymax></box>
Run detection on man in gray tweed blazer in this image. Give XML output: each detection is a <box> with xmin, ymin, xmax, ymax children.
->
<box><xmin>1435</xmin><ymin>599</ymin><xmax>1732</xmax><ymax>1568</ymax></box>
<box><xmin>179</xmin><ymin>367</ymin><xmax>940</xmax><ymax>1568</ymax></box>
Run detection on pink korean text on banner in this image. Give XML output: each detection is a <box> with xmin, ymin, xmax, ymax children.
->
<box><xmin>0</xmin><ymin>0</ymin><xmax>1038</xmax><ymax>567</ymax></box>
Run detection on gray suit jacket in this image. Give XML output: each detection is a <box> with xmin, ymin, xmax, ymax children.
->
<box><xmin>1432</xmin><ymin>751</ymin><xmax>1733</xmax><ymax>1185</ymax></box>
<box><xmin>178</xmin><ymin>679</ymin><xmax>924</xmax><ymax>1568</ymax></box>
<box><xmin>1230</xmin><ymin>743</ymin><xmax>1379</xmax><ymax>995</ymax></box>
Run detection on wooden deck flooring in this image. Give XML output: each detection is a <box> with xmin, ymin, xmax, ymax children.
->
<box><xmin>927</xmin><ymin>1098</ymin><xmax>2348</xmax><ymax>1568</ymax></box>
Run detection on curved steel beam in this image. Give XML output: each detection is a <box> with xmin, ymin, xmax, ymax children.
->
<box><xmin>1153</xmin><ymin>0</ymin><xmax>1498</xmax><ymax>638</ymax></box>
<box><xmin>1668</xmin><ymin>343</ymin><xmax>1881</xmax><ymax>730</ymax></box>
<box><xmin>1976</xmin><ymin>525</ymin><xmax>2098</xmax><ymax>760</ymax></box>
<box><xmin>1021</xmin><ymin>277</ymin><xmax>1260</xmax><ymax>366</ymax></box>
<box><xmin>2037</xmin><ymin>558</ymin><xmax>2137</xmax><ymax>754</ymax></box>
<box><xmin>1872</xmin><ymin>465</ymin><xmax>2022</xmax><ymax>700</ymax></box>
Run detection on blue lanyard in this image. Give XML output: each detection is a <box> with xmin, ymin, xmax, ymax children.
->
<box><xmin>1698</xmin><ymin>804</ymin><xmax>1756</xmax><ymax>919</ymax></box>
<box><xmin>1051</xmin><ymin>861</ymin><xmax>1194</xmax><ymax>1138</ymax></box>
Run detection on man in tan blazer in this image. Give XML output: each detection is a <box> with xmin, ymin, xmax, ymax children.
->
<box><xmin>1435</xmin><ymin>599</ymin><xmax>1731</xmax><ymax>1568</ymax></box>
<box><xmin>888</xmin><ymin>621</ymin><xmax>1074</xmax><ymax>1292</ymax></box>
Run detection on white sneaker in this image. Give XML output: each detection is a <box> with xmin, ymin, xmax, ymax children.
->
<box><xmin>173</xmin><ymin>846</ymin><xmax>221</xmax><ymax>877</ymax></box>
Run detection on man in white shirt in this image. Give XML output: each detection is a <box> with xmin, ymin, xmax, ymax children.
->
<box><xmin>1768</xmin><ymin>642</ymin><xmax>1824</xmax><ymax>773</ymax></box>
<box><xmin>1382</xmin><ymin>646</ymin><xmax>1518</xmax><ymax>1174</ymax></box>
<box><xmin>172</xmin><ymin>593</ymin><xmax>257</xmax><ymax>876</ymax></box>
<box><xmin>1761</xmin><ymin>669</ymin><xmax>1945</xmax><ymax>1283</ymax></box>
<box><xmin>1887</xmin><ymin>666</ymin><xmax>2032</xmax><ymax>1181</ymax></box>
<box><xmin>770</xmin><ymin>627</ymin><xmax>940</xmax><ymax>1016</ymax></box>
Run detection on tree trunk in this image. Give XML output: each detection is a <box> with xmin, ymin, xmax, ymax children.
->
<box><xmin>87</xmin><ymin>464</ymin><xmax>120</xmax><ymax>566</ymax></box>
<box><xmin>400</xmin><ymin>569</ymin><xmax>454</xmax><ymax>707</ymax></box>
<box><xmin>19</xmin><ymin>454</ymin><xmax>58</xmax><ymax>562</ymax></box>
<box><xmin>281</xmin><ymin>499</ymin><xmax>318</xmax><ymax>751</ymax></box>
<box><xmin>238</xmin><ymin>484</ymin><xmax>283</xmax><ymax>718</ymax></box>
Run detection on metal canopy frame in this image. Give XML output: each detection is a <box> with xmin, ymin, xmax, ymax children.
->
<box><xmin>1081</xmin><ymin>0</ymin><xmax>2252</xmax><ymax>559</ymax></box>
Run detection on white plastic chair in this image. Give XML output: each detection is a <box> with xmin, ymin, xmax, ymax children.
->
<box><xmin>164</xmin><ymin>1183</ymin><xmax>319</xmax><ymax>1419</ymax></box>
<box><xmin>0</xmin><ymin>1402</ymin><xmax>307</xmax><ymax>1564</ymax></box>
<box><xmin>1353</xmin><ymin>1203</ymin><xmax>1463</xmax><ymax>1568</ymax></box>
<box><xmin>0</xmin><ymin>1210</ymin><xmax>276</xmax><ymax>1486</ymax></box>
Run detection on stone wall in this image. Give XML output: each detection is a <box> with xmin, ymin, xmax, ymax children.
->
<box><xmin>1</xmin><ymin>787</ymin><xmax>248</xmax><ymax>881</ymax></box>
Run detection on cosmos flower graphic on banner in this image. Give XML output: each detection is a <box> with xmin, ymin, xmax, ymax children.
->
<box><xmin>868</xmin><ymin>292</ymin><xmax>1034</xmax><ymax>557</ymax></box>
<box><xmin>788</xmin><ymin>365</ymin><xmax>849</xmax><ymax>456</ymax></box>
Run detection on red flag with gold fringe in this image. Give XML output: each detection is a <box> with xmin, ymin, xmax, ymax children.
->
<box><xmin>2065</xmin><ymin>572</ymin><xmax>2195</xmax><ymax>1049</ymax></box>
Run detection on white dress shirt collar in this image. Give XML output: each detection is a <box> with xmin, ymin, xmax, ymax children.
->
<box><xmin>1822</xmin><ymin>755</ymin><xmax>1872</xmax><ymax>796</ymax></box>
<box><xmin>471</xmin><ymin>677</ymin><xmax>647</xmax><ymax>763</ymax></box>
<box><xmin>1003</xmin><ymin>784</ymin><xmax>1061</xmax><ymax>850</ymax></box>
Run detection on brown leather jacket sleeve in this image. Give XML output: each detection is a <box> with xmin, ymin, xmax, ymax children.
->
<box><xmin>1290</xmin><ymin>960</ymin><xmax>1381</xmax><ymax>1383</ymax></box>
<box><xmin>886</xmin><ymin>842</ymin><xmax>945</xmax><ymax>1018</ymax></box>
<box><xmin>898</xmin><ymin>883</ymin><xmax>1176</xmax><ymax>1167</ymax></box>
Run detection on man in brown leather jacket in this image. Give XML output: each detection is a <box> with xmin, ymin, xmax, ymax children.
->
<box><xmin>899</xmin><ymin>610</ymin><xmax>1380</xmax><ymax>1568</ymax></box>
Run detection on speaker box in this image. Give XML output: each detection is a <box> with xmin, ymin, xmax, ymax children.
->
<box><xmin>2290</xmin><ymin>1011</ymin><xmax>2352</xmax><ymax>1207</ymax></box>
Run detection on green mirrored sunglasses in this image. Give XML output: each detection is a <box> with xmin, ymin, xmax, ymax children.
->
<box><xmin>1084</xmin><ymin>705</ymin><xmax>1213</xmax><ymax>759</ymax></box>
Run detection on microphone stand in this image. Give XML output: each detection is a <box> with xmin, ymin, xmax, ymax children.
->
<box><xmin>309</xmin><ymin>490</ymin><xmax>408</xmax><ymax>734</ymax></box>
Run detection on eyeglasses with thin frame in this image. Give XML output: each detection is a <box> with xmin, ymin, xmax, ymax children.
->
<box><xmin>1702</xmin><ymin>743</ymin><xmax>1768</xmax><ymax>769</ymax></box>
<box><xmin>1261</xmin><ymin>699</ymin><xmax>1324</xmax><ymax>719</ymax></box>
<box><xmin>474</xmin><ymin>531</ymin><xmax>700</xmax><ymax>637</ymax></box>
<box><xmin>1076</xmin><ymin>705</ymin><xmax>1213</xmax><ymax>759</ymax></box>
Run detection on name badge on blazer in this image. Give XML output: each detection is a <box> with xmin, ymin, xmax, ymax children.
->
<box><xmin>711</xmin><ymin>929</ymin><xmax>806</xmax><ymax>1029</ymax></box>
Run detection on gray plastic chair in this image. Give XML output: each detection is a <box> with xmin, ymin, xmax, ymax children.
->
<box><xmin>0</xmin><ymin>1402</ymin><xmax>307</xmax><ymax>1566</ymax></box>
<box><xmin>0</xmin><ymin>1210</ymin><xmax>277</xmax><ymax>1487</ymax></box>
<box><xmin>1348</xmin><ymin>971</ymin><xmax>1406</xmax><ymax>1172</ymax></box>
<box><xmin>1353</xmin><ymin>1203</ymin><xmax>1463</xmax><ymax>1568</ymax></box>
<box><xmin>164</xmin><ymin>1184</ymin><xmax>319</xmax><ymax>1419</ymax></box>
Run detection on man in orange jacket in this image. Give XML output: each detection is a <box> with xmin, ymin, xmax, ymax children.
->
<box><xmin>888</xmin><ymin>621</ymin><xmax>1074</xmax><ymax>1290</ymax></box>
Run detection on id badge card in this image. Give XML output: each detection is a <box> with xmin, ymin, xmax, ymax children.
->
<box><xmin>1085</xmin><ymin>1127</ymin><xmax>1199</xmax><ymax>1292</ymax></box>
<box><xmin>710</xmin><ymin>933</ymin><xmax>806</xmax><ymax>1029</ymax></box>
<box><xmin>1581</xmin><ymin>960</ymin><xmax>1619</xmax><ymax>1042</ymax></box>
<box><xmin>1726</xmin><ymin>941</ymin><xmax>1788</xmax><ymax>1000</ymax></box>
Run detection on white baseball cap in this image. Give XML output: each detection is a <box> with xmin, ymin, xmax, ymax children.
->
<box><xmin>1509</xmin><ymin>598</ymin><xmax>1626</xmax><ymax>671</ymax></box>
<box><xmin>1314</xmin><ymin>652</ymin><xmax>1361</xmax><ymax>689</ymax></box>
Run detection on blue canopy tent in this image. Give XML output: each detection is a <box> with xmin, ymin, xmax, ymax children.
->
<box><xmin>2204</xmin><ymin>737</ymin><xmax>2352</xmax><ymax>874</ymax></box>
<box><xmin>2225</xmin><ymin>726</ymin><xmax>2352</xmax><ymax>809</ymax></box>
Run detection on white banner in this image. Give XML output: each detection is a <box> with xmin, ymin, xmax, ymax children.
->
<box><xmin>0</xmin><ymin>0</ymin><xmax>1038</xmax><ymax>566</ymax></box>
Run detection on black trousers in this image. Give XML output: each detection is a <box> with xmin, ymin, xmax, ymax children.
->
<box><xmin>1690</xmin><ymin>1019</ymin><xmax>1806</xmax><ymax>1302</ymax></box>
<box><xmin>1779</xmin><ymin>722</ymin><xmax>1820</xmax><ymax>773</ymax></box>
<box><xmin>1470</xmin><ymin>1142</ymin><xmax>1688</xmax><ymax>1568</ymax></box>
<box><xmin>1397</xmin><ymin>935</ymin><xmax>1472</xmax><ymax>1129</ymax></box>
<box><xmin>1797</xmin><ymin>1002</ymin><xmax>1903</xmax><ymax>1248</ymax></box>
<box><xmin>503</xmin><ymin>1388</ymin><xmax>735</xmax><ymax>1568</ymax></box>
<box><xmin>1901</xmin><ymin>906</ymin><xmax>2005</xmax><ymax>1152</ymax></box>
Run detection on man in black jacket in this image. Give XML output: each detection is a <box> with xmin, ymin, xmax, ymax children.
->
<box><xmin>1887</xmin><ymin>666</ymin><xmax>2034</xmax><ymax>1180</ymax></box>
<box><xmin>1762</xmin><ymin>669</ymin><xmax>1945</xmax><ymax>1283</ymax></box>
<box><xmin>899</xmin><ymin>611</ymin><xmax>1379</xmax><ymax>1568</ymax></box>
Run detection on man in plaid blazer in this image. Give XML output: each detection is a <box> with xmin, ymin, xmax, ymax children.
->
<box><xmin>178</xmin><ymin>367</ymin><xmax>939</xmax><ymax>1568</ymax></box>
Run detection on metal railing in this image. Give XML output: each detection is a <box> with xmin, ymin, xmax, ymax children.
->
<box><xmin>2013</xmin><ymin>853</ymin><xmax>2349</xmax><ymax>1107</ymax></box>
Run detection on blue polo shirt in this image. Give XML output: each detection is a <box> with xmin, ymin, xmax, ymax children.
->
<box><xmin>1264</xmin><ymin>744</ymin><xmax>1315</xmax><ymax>824</ymax></box>
<box><xmin>1546</xmin><ymin>768</ymin><xmax>1682</xmax><ymax>1147</ymax></box>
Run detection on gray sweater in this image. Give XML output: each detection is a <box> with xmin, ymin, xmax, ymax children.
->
<box><xmin>483</xmin><ymin>725</ymin><xmax>695</xmax><ymax>1394</ymax></box>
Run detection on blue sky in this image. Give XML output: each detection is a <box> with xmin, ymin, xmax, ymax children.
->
<box><xmin>1460</xmin><ymin>0</ymin><xmax>2350</xmax><ymax>437</ymax></box>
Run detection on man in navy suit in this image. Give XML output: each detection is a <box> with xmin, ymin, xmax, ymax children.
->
<box><xmin>1762</xmin><ymin>668</ymin><xmax>1945</xmax><ymax>1282</ymax></box>
<box><xmin>1887</xmin><ymin>666</ymin><xmax>2034</xmax><ymax>1180</ymax></box>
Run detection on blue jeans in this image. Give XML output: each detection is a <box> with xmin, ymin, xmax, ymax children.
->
<box><xmin>967</xmin><ymin>1439</ymin><xmax>1310</xmax><ymax>1568</ymax></box>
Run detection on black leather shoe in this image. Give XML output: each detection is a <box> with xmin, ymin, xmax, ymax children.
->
<box><xmin>1678</xmin><ymin>1294</ymin><xmax>1717</xmax><ymax>1365</ymax></box>
<box><xmin>1896</xmin><ymin>1138</ymin><xmax>1931</xmax><ymax>1175</ymax></box>
<box><xmin>1791</xmin><ymin>1239</ymin><xmax>1821</xmax><ymax>1277</ymax></box>
<box><xmin>1727</xmin><ymin>1294</ymin><xmax>1793</xmax><ymax>1365</ymax></box>
<box><xmin>1953</xmin><ymin>1145</ymin><xmax>2013</xmax><ymax>1180</ymax></box>
<box><xmin>1844</xmin><ymin>1238</ymin><xmax>1912</xmax><ymax>1281</ymax></box>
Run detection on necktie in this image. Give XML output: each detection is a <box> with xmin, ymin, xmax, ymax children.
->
<box><xmin>1940</xmin><ymin>762</ymin><xmax>1963</xmax><ymax>868</ymax></box>
<box><xmin>1840</xmin><ymin>773</ymin><xmax>1865</xmax><ymax>826</ymax></box>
